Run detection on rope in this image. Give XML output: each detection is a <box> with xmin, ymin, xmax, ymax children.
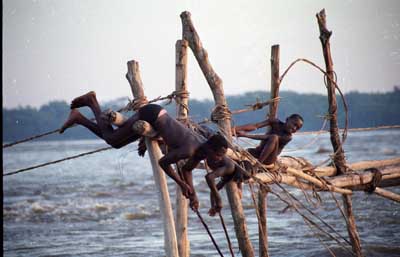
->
<box><xmin>214</xmin><ymin>130</ymin><xmax>354</xmax><ymax>248</ymax></box>
<box><xmin>218</xmin><ymin>212</ymin><xmax>235</xmax><ymax>257</ymax></box>
<box><xmin>198</xmin><ymin>98</ymin><xmax>280</xmax><ymax>125</ymax></box>
<box><xmin>280</xmin><ymin>58</ymin><xmax>351</xmax><ymax>166</ymax></box>
<box><xmin>303</xmin><ymin>217</ymin><xmax>340</xmax><ymax>257</ymax></box>
<box><xmin>194</xmin><ymin>209</ymin><xmax>225</xmax><ymax>257</ymax></box>
<box><xmin>211</xmin><ymin>104</ymin><xmax>232</xmax><ymax>123</ymax></box>
<box><xmin>216</xmin><ymin>124</ymin><xmax>400</xmax><ymax>137</ymax></box>
<box><xmin>125</xmin><ymin>97</ymin><xmax>148</xmax><ymax>111</ymax></box>
<box><xmin>3</xmin><ymin>128</ymin><xmax>61</xmax><ymax>149</ymax></box>
<box><xmin>3</xmin><ymin>146</ymin><xmax>112</xmax><ymax>177</ymax></box>
<box><xmin>230</xmin><ymin>97</ymin><xmax>281</xmax><ymax>115</ymax></box>
<box><xmin>363</xmin><ymin>168</ymin><xmax>382</xmax><ymax>194</ymax></box>
<box><xmin>204</xmin><ymin>160</ymin><xmax>235</xmax><ymax>257</ymax></box>
<box><xmin>248</xmin><ymin>182</ymin><xmax>269</xmax><ymax>252</ymax></box>
<box><xmin>224</xmin><ymin>142</ymin><xmax>349</xmax><ymax>250</ymax></box>
<box><xmin>269</xmin><ymin>189</ymin><xmax>356</xmax><ymax>256</ymax></box>
<box><xmin>283</xmin><ymin>115</ymin><xmax>329</xmax><ymax>152</ymax></box>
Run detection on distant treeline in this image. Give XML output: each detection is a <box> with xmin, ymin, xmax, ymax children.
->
<box><xmin>3</xmin><ymin>89</ymin><xmax>400</xmax><ymax>142</ymax></box>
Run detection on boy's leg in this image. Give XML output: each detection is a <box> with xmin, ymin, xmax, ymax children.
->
<box><xmin>64</xmin><ymin>109</ymin><xmax>103</xmax><ymax>137</ymax></box>
<box><xmin>205</xmin><ymin>168</ymin><xmax>227</xmax><ymax>212</ymax></box>
<box><xmin>247</xmin><ymin>148</ymin><xmax>260</xmax><ymax>159</ymax></box>
<box><xmin>158</xmin><ymin>148</ymin><xmax>194</xmax><ymax>197</ymax></box>
<box><xmin>258</xmin><ymin>135</ymin><xmax>279</xmax><ymax>165</ymax></box>
<box><xmin>70</xmin><ymin>91</ymin><xmax>114</xmax><ymax>135</ymax></box>
<box><xmin>60</xmin><ymin>109</ymin><xmax>102</xmax><ymax>137</ymax></box>
<box><xmin>70</xmin><ymin>92</ymin><xmax>141</xmax><ymax>147</ymax></box>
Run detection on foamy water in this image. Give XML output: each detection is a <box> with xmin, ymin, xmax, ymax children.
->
<box><xmin>3</xmin><ymin>130</ymin><xmax>400</xmax><ymax>256</ymax></box>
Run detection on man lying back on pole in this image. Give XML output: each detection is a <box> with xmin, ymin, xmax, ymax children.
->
<box><xmin>60</xmin><ymin>91</ymin><xmax>241</xmax><ymax>211</ymax></box>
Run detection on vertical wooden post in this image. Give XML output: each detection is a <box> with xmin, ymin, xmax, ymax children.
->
<box><xmin>180</xmin><ymin>11</ymin><xmax>255</xmax><ymax>257</ymax></box>
<box><xmin>258</xmin><ymin>185</ymin><xmax>269</xmax><ymax>257</ymax></box>
<box><xmin>175</xmin><ymin>39</ymin><xmax>190</xmax><ymax>257</ymax></box>
<box><xmin>269</xmin><ymin>45</ymin><xmax>280</xmax><ymax>119</ymax></box>
<box><xmin>316</xmin><ymin>10</ymin><xmax>363</xmax><ymax>257</ymax></box>
<box><xmin>258</xmin><ymin>44</ymin><xmax>280</xmax><ymax>257</ymax></box>
<box><xmin>126</xmin><ymin>60</ymin><xmax>179</xmax><ymax>257</ymax></box>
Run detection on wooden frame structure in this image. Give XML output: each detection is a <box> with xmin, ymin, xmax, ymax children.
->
<box><xmin>122</xmin><ymin>9</ymin><xmax>399</xmax><ymax>257</ymax></box>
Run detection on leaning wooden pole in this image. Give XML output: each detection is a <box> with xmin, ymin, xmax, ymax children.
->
<box><xmin>316</xmin><ymin>9</ymin><xmax>364</xmax><ymax>257</ymax></box>
<box><xmin>126</xmin><ymin>60</ymin><xmax>179</xmax><ymax>257</ymax></box>
<box><xmin>174</xmin><ymin>40</ymin><xmax>190</xmax><ymax>257</ymax></box>
<box><xmin>180</xmin><ymin>11</ymin><xmax>255</xmax><ymax>257</ymax></box>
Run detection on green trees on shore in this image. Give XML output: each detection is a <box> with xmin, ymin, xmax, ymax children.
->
<box><xmin>3</xmin><ymin>90</ymin><xmax>400</xmax><ymax>142</ymax></box>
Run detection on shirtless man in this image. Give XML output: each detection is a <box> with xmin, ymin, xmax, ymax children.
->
<box><xmin>233</xmin><ymin>114</ymin><xmax>303</xmax><ymax>165</ymax></box>
<box><xmin>59</xmin><ymin>91</ymin><xmax>226</xmax><ymax>209</ymax></box>
<box><xmin>178</xmin><ymin>132</ymin><xmax>249</xmax><ymax>215</ymax></box>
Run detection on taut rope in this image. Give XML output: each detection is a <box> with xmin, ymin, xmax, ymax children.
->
<box><xmin>194</xmin><ymin>209</ymin><xmax>225</xmax><ymax>257</ymax></box>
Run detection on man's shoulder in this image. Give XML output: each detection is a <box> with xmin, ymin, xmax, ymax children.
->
<box><xmin>223</xmin><ymin>157</ymin><xmax>236</xmax><ymax>169</ymax></box>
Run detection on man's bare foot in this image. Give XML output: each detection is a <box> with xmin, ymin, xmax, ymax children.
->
<box><xmin>60</xmin><ymin>109</ymin><xmax>82</xmax><ymax>133</ymax></box>
<box><xmin>70</xmin><ymin>91</ymin><xmax>96</xmax><ymax>109</ymax></box>
<box><xmin>208</xmin><ymin>207</ymin><xmax>218</xmax><ymax>217</ymax></box>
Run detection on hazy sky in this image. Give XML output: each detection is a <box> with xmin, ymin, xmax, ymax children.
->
<box><xmin>3</xmin><ymin>0</ymin><xmax>400</xmax><ymax>108</ymax></box>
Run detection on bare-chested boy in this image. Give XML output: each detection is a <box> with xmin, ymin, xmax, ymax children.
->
<box><xmin>60</xmin><ymin>91</ymin><xmax>232</xmax><ymax>210</ymax></box>
<box><xmin>177</xmin><ymin>132</ymin><xmax>250</xmax><ymax>215</ymax></box>
<box><xmin>233</xmin><ymin>114</ymin><xmax>303</xmax><ymax>166</ymax></box>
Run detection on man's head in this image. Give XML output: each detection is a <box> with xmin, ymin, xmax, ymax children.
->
<box><xmin>285</xmin><ymin>114</ymin><xmax>303</xmax><ymax>134</ymax></box>
<box><xmin>205</xmin><ymin>133</ymin><xmax>228</xmax><ymax>161</ymax></box>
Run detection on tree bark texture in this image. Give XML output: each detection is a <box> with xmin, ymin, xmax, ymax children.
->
<box><xmin>316</xmin><ymin>10</ymin><xmax>363</xmax><ymax>257</ymax></box>
<box><xmin>180</xmin><ymin>11</ymin><xmax>255</xmax><ymax>257</ymax></box>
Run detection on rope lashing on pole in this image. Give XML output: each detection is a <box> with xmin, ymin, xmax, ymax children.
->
<box><xmin>231</xmin><ymin>97</ymin><xmax>281</xmax><ymax>115</ymax></box>
<box><xmin>198</xmin><ymin>97</ymin><xmax>281</xmax><ymax>125</ymax></box>
<box><xmin>194</xmin><ymin>209</ymin><xmax>225</xmax><ymax>257</ymax></box>
<box><xmin>210</xmin><ymin>104</ymin><xmax>232</xmax><ymax>123</ymax></box>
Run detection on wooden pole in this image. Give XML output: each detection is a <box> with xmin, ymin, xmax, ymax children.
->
<box><xmin>269</xmin><ymin>45</ymin><xmax>280</xmax><ymax>120</ymax></box>
<box><xmin>374</xmin><ymin>187</ymin><xmax>400</xmax><ymax>203</ymax></box>
<box><xmin>180</xmin><ymin>11</ymin><xmax>255</xmax><ymax>257</ymax></box>
<box><xmin>175</xmin><ymin>39</ymin><xmax>190</xmax><ymax>257</ymax></box>
<box><xmin>314</xmin><ymin>157</ymin><xmax>400</xmax><ymax>177</ymax></box>
<box><xmin>258</xmin><ymin>185</ymin><xmax>269</xmax><ymax>257</ymax></box>
<box><xmin>326</xmin><ymin>167</ymin><xmax>400</xmax><ymax>189</ymax></box>
<box><xmin>258</xmin><ymin>44</ymin><xmax>280</xmax><ymax>257</ymax></box>
<box><xmin>126</xmin><ymin>60</ymin><xmax>179</xmax><ymax>257</ymax></box>
<box><xmin>316</xmin><ymin>9</ymin><xmax>364</xmax><ymax>257</ymax></box>
<box><xmin>255</xmin><ymin>162</ymin><xmax>400</xmax><ymax>190</ymax></box>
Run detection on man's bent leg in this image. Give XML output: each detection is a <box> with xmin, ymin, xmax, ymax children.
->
<box><xmin>258</xmin><ymin>135</ymin><xmax>279</xmax><ymax>165</ymax></box>
<box><xmin>159</xmin><ymin>149</ymin><xmax>193</xmax><ymax>197</ymax></box>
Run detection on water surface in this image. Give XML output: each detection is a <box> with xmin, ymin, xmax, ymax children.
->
<box><xmin>3</xmin><ymin>130</ymin><xmax>400</xmax><ymax>256</ymax></box>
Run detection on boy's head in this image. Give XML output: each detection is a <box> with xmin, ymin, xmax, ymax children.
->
<box><xmin>205</xmin><ymin>133</ymin><xmax>228</xmax><ymax>161</ymax></box>
<box><xmin>285</xmin><ymin>114</ymin><xmax>303</xmax><ymax>134</ymax></box>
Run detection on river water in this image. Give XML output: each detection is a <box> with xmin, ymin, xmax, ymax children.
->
<box><xmin>3</xmin><ymin>130</ymin><xmax>400</xmax><ymax>257</ymax></box>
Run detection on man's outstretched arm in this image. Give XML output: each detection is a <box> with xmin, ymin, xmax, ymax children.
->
<box><xmin>232</xmin><ymin>119</ymin><xmax>271</xmax><ymax>134</ymax></box>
